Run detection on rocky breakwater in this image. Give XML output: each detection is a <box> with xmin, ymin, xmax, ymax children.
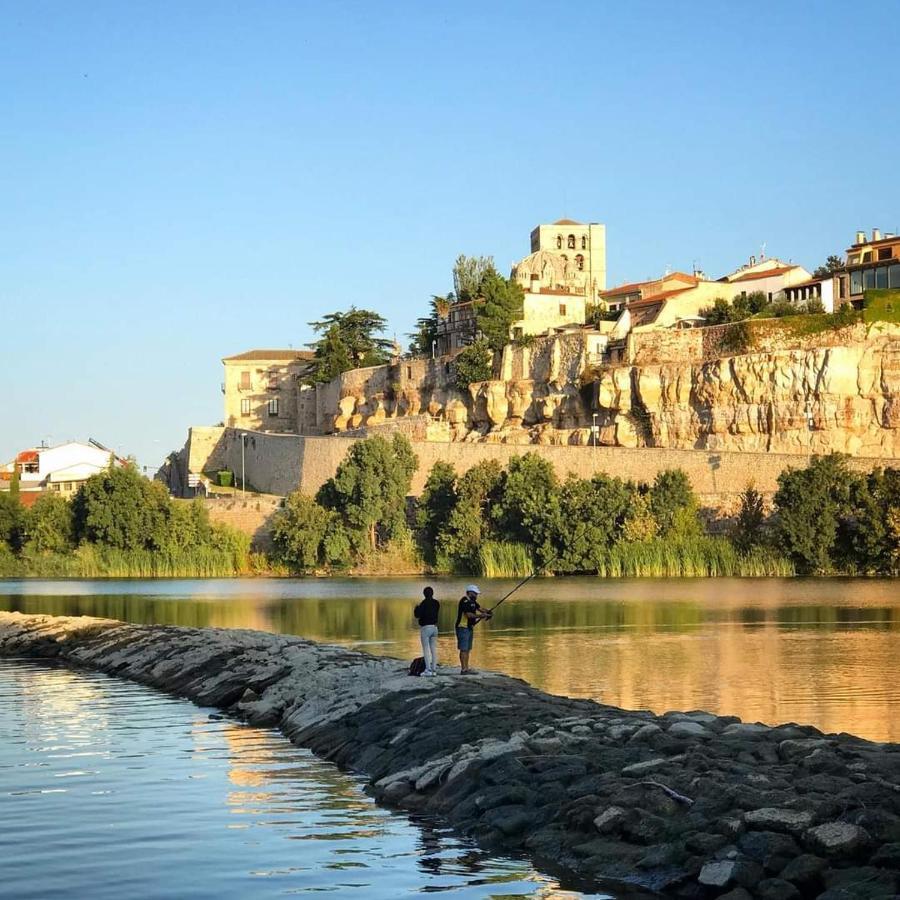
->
<box><xmin>4</xmin><ymin>611</ymin><xmax>900</xmax><ymax>899</ymax></box>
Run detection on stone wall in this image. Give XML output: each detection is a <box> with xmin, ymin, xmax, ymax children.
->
<box><xmin>202</xmin><ymin>495</ymin><xmax>282</xmax><ymax>550</ymax></box>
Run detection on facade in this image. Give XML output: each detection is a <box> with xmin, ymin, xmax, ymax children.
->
<box><xmin>838</xmin><ymin>229</ymin><xmax>900</xmax><ymax>308</ymax></box>
<box><xmin>783</xmin><ymin>276</ymin><xmax>837</xmax><ymax>313</ymax></box>
<box><xmin>1</xmin><ymin>440</ymin><xmax>123</xmax><ymax>501</ymax></box>
<box><xmin>719</xmin><ymin>257</ymin><xmax>813</xmax><ymax>303</ymax></box>
<box><xmin>222</xmin><ymin>349</ymin><xmax>315</xmax><ymax>433</ymax></box>
<box><xmin>434</xmin><ymin>300</ymin><xmax>479</xmax><ymax>356</ymax></box>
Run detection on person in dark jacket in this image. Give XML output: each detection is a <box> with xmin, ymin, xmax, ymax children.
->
<box><xmin>414</xmin><ymin>586</ymin><xmax>440</xmax><ymax>676</ymax></box>
<box><xmin>455</xmin><ymin>584</ymin><xmax>491</xmax><ymax>674</ymax></box>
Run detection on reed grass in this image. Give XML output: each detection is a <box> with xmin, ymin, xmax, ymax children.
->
<box><xmin>477</xmin><ymin>541</ymin><xmax>534</xmax><ymax>578</ymax></box>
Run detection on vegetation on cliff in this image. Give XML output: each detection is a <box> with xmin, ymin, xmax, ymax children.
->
<box><xmin>0</xmin><ymin>466</ymin><xmax>250</xmax><ymax>578</ymax></box>
<box><xmin>304</xmin><ymin>307</ymin><xmax>393</xmax><ymax>384</ymax></box>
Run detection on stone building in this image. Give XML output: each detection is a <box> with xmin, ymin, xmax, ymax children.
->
<box><xmin>222</xmin><ymin>349</ymin><xmax>315</xmax><ymax>433</ymax></box>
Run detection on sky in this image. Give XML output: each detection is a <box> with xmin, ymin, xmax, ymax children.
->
<box><xmin>2</xmin><ymin>0</ymin><xmax>899</xmax><ymax>471</ymax></box>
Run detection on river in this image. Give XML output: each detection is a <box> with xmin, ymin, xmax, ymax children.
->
<box><xmin>2</xmin><ymin>576</ymin><xmax>899</xmax><ymax>741</ymax></box>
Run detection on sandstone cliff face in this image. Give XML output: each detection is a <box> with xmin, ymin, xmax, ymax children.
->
<box><xmin>322</xmin><ymin>324</ymin><xmax>900</xmax><ymax>458</ymax></box>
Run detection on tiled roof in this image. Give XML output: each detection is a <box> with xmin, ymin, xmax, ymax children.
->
<box><xmin>15</xmin><ymin>450</ymin><xmax>39</xmax><ymax>464</ymax></box>
<box><xmin>222</xmin><ymin>349</ymin><xmax>316</xmax><ymax>362</ymax></box>
<box><xmin>553</xmin><ymin>218</ymin><xmax>583</xmax><ymax>226</ymax></box>
<box><xmin>630</xmin><ymin>286</ymin><xmax>694</xmax><ymax>306</ymax></box>
<box><xmin>728</xmin><ymin>265</ymin><xmax>799</xmax><ymax>283</ymax></box>
<box><xmin>602</xmin><ymin>280</ymin><xmax>650</xmax><ymax>297</ymax></box>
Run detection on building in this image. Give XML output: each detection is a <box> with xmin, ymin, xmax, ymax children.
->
<box><xmin>1</xmin><ymin>440</ymin><xmax>124</xmax><ymax>502</ymax></box>
<box><xmin>783</xmin><ymin>276</ymin><xmax>837</xmax><ymax>313</ymax></box>
<box><xmin>600</xmin><ymin>272</ymin><xmax>724</xmax><ymax>330</ymax></box>
<box><xmin>718</xmin><ymin>257</ymin><xmax>813</xmax><ymax>303</ymax></box>
<box><xmin>434</xmin><ymin>301</ymin><xmax>478</xmax><ymax>355</ymax></box>
<box><xmin>222</xmin><ymin>349</ymin><xmax>315</xmax><ymax>433</ymax></box>
<box><xmin>837</xmin><ymin>229</ymin><xmax>900</xmax><ymax>308</ymax></box>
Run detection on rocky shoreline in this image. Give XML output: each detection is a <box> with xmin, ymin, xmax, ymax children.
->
<box><xmin>3</xmin><ymin>612</ymin><xmax>900</xmax><ymax>899</ymax></box>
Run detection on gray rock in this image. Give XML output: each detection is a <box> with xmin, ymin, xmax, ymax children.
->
<box><xmin>779</xmin><ymin>853</ymin><xmax>826</xmax><ymax>888</ymax></box>
<box><xmin>743</xmin><ymin>807</ymin><xmax>813</xmax><ymax>834</ymax></box>
<box><xmin>482</xmin><ymin>804</ymin><xmax>532</xmax><ymax>836</ymax></box>
<box><xmin>871</xmin><ymin>842</ymin><xmax>900</xmax><ymax>868</ymax></box>
<box><xmin>722</xmin><ymin>723</ymin><xmax>771</xmax><ymax>739</ymax></box>
<box><xmin>822</xmin><ymin>865</ymin><xmax>899</xmax><ymax>897</ymax></box>
<box><xmin>698</xmin><ymin>858</ymin><xmax>763</xmax><ymax>889</ymax></box>
<box><xmin>622</xmin><ymin>756</ymin><xmax>681</xmax><ymax>776</ymax></box>
<box><xmin>737</xmin><ymin>830</ymin><xmax>800</xmax><ymax>873</ymax></box>
<box><xmin>593</xmin><ymin>806</ymin><xmax>628</xmax><ymax>834</ymax></box>
<box><xmin>756</xmin><ymin>877</ymin><xmax>801</xmax><ymax>900</ymax></box>
<box><xmin>718</xmin><ymin>890</ymin><xmax>753</xmax><ymax>900</ymax></box>
<box><xmin>804</xmin><ymin>821</ymin><xmax>872</xmax><ymax>858</ymax></box>
<box><xmin>628</xmin><ymin>723</ymin><xmax>663</xmax><ymax>743</ymax></box>
<box><xmin>667</xmin><ymin>721</ymin><xmax>711</xmax><ymax>739</ymax></box>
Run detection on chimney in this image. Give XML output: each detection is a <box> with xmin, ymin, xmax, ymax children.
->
<box><xmin>855</xmin><ymin>230</ymin><xmax>866</xmax><ymax>245</ymax></box>
<box><xmin>873</xmin><ymin>228</ymin><xmax>882</xmax><ymax>242</ymax></box>
<box><xmin>885</xmin><ymin>233</ymin><xmax>896</xmax><ymax>240</ymax></box>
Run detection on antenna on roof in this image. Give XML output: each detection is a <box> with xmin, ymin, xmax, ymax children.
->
<box><xmin>760</xmin><ymin>242</ymin><xmax>767</xmax><ymax>260</ymax></box>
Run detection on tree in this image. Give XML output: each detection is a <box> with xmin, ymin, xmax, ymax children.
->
<box><xmin>773</xmin><ymin>454</ymin><xmax>855</xmax><ymax>574</ymax></box>
<box><xmin>476</xmin><ymin>270</ymin><xmax>525</xmax><ymax>352</ymax></box>
<box><xmin>0</xmin><ymin>492</ymin><xmax>25</xmax><ymax>551</ymax></box>
<box><xmin>453</xmin><ymin>338</ymin><xmax>493</xmax><ymax>391</ymax></box>
<box><xmin>305</xmin><ymin>307</ymin><xmax>393</xmax><ymax>384</ymax></box>
<box><xmin>650</xmin><ymin>470</ymin><xmax>701</xmax><ymax>538</ymax></box>
<box><xmin>272</xmin><ymin>493</ymin><xmax>334</xmax><ymax>571</ymax></box>
<box><xmin>492</xmin><ymin>453</ymin><xmax>560</xmax><ymax>553</ymax></box>
<box><xmin>435</xmin><ymin>459</ymin><xmax>503</xmax><ymax>567</ymax></box>
<box><xmin>415</xmin><ymin>462</ymin><xmax>457</xmax><ymax>564</ymax></box>
<box><xmin>316</xmin><ymin>434</ymin><xmax>417</xmax><ymax>553</ymax></box>
<box><xmin>453</xmin><ymin>254</ymin><xmax>495</xmax><ymax>302</ymax></box>
<box><xmin>25</xmin><ymin>493</ymin><xmax>74</xmax><ymax>554</ymax></box>
<box><xmin>165</xmin><ymin>500</ymin><xmax>213</xmax><ymax>551</ymax></box>
<box><xmin>622</xmin><ymin>489</ymin><xmax>659</xmax><ymax>543</ymax></box>
<box><xmin>408</xmin><ymin>296</ymin><xmax>449</xmax><ymax>356</ymax></box>
<box><xmin>700</xmin><ymin>297</ymin><xmax>734</xmax><ymax>325</ymax></box>
<box><xmin>732</xmin><ymin>485</ymin><xmax>766</xmax><ymax>553</ymax></box>
<box><xmin>813</xmin><ymin>255</ymin><xmax>844</xmax><ymax>279</ymax></box>
<box><xmin>72</xmin><ymin>464</ymin><xmax>170</xmax><ymax>550</ymax></box>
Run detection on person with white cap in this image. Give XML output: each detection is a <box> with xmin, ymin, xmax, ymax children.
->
<box><xmin>454</xmin><ymin>584</ymin><xmax>492</xmax><ymax>674</ymax></box>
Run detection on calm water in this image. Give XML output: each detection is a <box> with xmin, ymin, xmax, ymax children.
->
<box><xmin>2</xmin><ymin>576</ymin><xmax>899</xmax><ymax>741</ymax></box>
<box><xmin>0</xmin><ymin>658</ymin><xmax>606</xmax><ymax>899</ymax></box>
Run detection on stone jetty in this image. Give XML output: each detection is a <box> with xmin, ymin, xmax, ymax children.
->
<box><xmin>3</xmin><ymin>611</ymin><xmax>900</xmax><ymax>899</ymax></box>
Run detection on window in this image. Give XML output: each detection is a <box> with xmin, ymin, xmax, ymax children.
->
<box><xmin>407</xmin><ymin>366</ymin><xmax>412</xmax><ymax>379</ymax></box>
<box><xmin>878</xmin><ymin>247</ymin><xmax>893</xmax><ymax>261</ymax></box>
<box><xmin>864</xmin><ymin>268</ymin><xmax>876</xmax><ymax>290</ymax></box>
<box><xmin>876</xmin><ymin>267</ymin><xmax>888</xmax><ymax>289</ymax></box>
<box><xmin>51</xmin><ymin>483</ymin><xmax>60</xmax><ymax>492</ymax></box>
<box><xmin>851</xmin><ymin>270</ymin><xmax>864</xmax><ymax>295</ymax></box>
<box><xmin>559</xmin><ymin>303</ymin><xmax>567</xmax><ymax>316</ymax></box>
<box><xmin>839</xmin><ymin>277</ymin><xmax>847</xmax><ymax>298</ymax></box>
<box><xmin>581</xmin><ymin>235</ymin><xmax>587</xmax><ymax>249</ymax></box>
<box><xmin>889</xmin><ymin>264</ymin><xmax>900</xmax><ymax>289</ymax></box>
<box><xmin>240</xmin><ymin>370</ymin><xmax>251</xmax><ymax>390</ymax></box>
<box><xmin>567</xmin><ymin>234</ymin><xmax>576</xmax><ymax>249</ymax></box>
<box><xmin>575</xmin><ymin>254</ymin><xmax>584</xmax><ymax>271</ymax></box>
<box><xmin>267</xmin><ymin>398</ymin><xmax>280</xmax><ymax>416</ymax></box>
<box><xmin>267</xmin><ymin>369</ymin><xmax>279</xmax><ymax>390</ymax></box>
<box><xmin>862</xmin><ymin>251</ymin><xmax>873</xmax><ymax>262</ymax></box>
<box><xmin>241</xmin><ymin>398</ymin><xmax>251</xmax><ymax>416</ymax></box>
<box><xmin>556</xmin><ymin>235</ymin><xmax>562</xmax><ymax>249</ymax></box>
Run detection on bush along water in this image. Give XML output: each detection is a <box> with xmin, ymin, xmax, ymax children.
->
<box><xmin>0</xmin><ymin>465</ymin><xmax>250</xmax><ymax>578</ymax></box>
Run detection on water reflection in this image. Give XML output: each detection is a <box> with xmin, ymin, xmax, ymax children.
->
<box><xmin>1</xmin><ymin>659</ymin><xmax>611</xmax><ymax>899</ymax></box>
<box><xmin>3</xmin><ymin>577</ymin><xmax>900</xmax><ymax>740</ymax></box>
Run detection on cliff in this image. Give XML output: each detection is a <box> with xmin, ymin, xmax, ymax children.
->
<box><xmin>320</xmin><ymin>321</ymin><xmax>900</xmax><ymax>458</ymax></box>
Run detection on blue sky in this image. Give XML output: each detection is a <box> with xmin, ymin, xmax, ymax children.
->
<box><xmin>2</xmin><ymin>1</ymin><xmax>898</xmax><ymax>470</ymax></box>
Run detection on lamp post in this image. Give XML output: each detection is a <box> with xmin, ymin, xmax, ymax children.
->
<box><xmin>240</xmin><ymin>433</ymin><xmax>247</xmax><ymax>497</ymax></box>
<box><xmin>592</xmin><ymin>413</ymin><xmax>598</xmax><ymax>452</ymax></box>
<box><xmin>431</xmin><ymin>340</ymin><xmax>436</xmax><ymax>360</ymax></box>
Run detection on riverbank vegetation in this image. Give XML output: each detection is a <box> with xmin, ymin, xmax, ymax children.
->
<box><xmin>0</xmin><ymin>466</ymin><xmax>250</xmax><ymax>577</ymax></box>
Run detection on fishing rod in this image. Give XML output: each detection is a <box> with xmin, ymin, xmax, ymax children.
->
<box><xmin>487</xmin><ymin>556</ymin><xmax>556</xmax><ymax>615</ymax></box>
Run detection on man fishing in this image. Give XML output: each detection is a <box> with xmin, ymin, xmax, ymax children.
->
<box><xmin>455</xmin><ymin>584</ymin><xmax>492</xmax><ymax>675</ymax></box>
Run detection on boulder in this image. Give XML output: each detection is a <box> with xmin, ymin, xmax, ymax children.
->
<box><xmin>804</xmin><ymin>821</ymin><xmax>872</xmax><ymax>858</ymax></box>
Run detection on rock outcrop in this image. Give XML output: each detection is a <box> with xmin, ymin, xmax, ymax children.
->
<box><xmin>320</xmin><ymin>324</ymin><xmax>900</xmax><ymax>458</ymax></box>
<box><xmin>5</xmin><ymin>611</ymin><xmax>900</xmax><ymax>899</ymax></box>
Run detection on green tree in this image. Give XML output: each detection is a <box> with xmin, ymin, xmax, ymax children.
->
<box><xmin>305</xmin><ymin>307</ymin><xmax>393</xmax><ymax>384</ymax></box>
<box><xmin>0</xmin><ymin>492</ymin><xmax>26</xmax><ymax>551</ymax></box>
<box><xmin>813</xmin><ymin>255</ymin><xmax>845</xmax><ymax>279</ymax></box>
<box><xmin>165</xmin><ymin>500</ymin><xmax>214</xmax><ymax>551</ymax></box>
<box><xmin>453</xmin><ymin>338</ymin><xmax>493</xmax><ymax>391</ymax></box>
<box><xmin>415</xmin><ymin>461</ymin><xmax>457</xmax><ymax>564</ymax></box>
<box><xmin>774</xmin><ymin>454</ymin><xmax>855</xmax><ymax>574</ymax></box>
<box><xmin>25</xmin><ymin>493</ymin><xmax>75</xmax><ymax>554</ymax></box>
<box><xmin>731</xmin><ymin>485</ymin><xmax>766</xmax><ymax>553</ymax></box>
<box><xmin>492</xmin><ymin>453</ymin><xmax>560</xmax><ymax>553</ymax></box>
<box><xmin>272</xmin><ymin>493</ymin><xmax>333</xmax><ymax>571</ymax></box>
<box><xmin>435</xmin><ymin>459</ymin><xmax>503</xmax><ymax>568</ymax></box>
<box><xmin>650</xmin><ymin>470</ymin><xmax>701</xmax><ymax>538</ymax></box>
<box><xmin>316</xmin><ymin>434</ymin><xmax>417</xmax><ymax>553</ymax></box>
<box><xmin>72</xmin><ymin>464</ymin><xmax>170</xmax><ymax>550</ymax></box>
<box><xmin>550</xmin><ymin>474</ymin><xmax>632</xmax><ymax>572</ymax></box>
<box><xmin>621</xmin><ymin>489</ymin><xmax>659</xmax><ymax>542</ymax></box>
<box><xmin>476</xmin><ymin>269</ymin><xmax>525</xmax><ymax>352</ymax></box>
<box><xmin>408</xmin><ymin>296</ymin><xmax>449</xmax><ymax>356</ymax></box>
<box><xmin>453</xmin><ymin>254</ymin><xmax>495</xmax><ymax>302</ymax></box>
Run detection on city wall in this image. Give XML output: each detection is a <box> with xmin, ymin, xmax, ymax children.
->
<box><xmin>183</xmin><ymin>426</ymin><xmax>892</xmax><ymax>515</ymax></box>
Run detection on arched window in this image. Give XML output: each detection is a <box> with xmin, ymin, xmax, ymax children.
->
<box><xmin>581</xmin><ymin>235</ymin><xmax>587</xmax><ymax>249</ymax></box>
<box><xmin>556</xmin><ymin>235</ymin><xmax>562</xmax><ymax>249</ymax></box>
<box><xmin>567</xmin><ymin>234</ymin><xmax>576</xmax><ymax>249</ymax></box>
<box><xmin>575</xmin><ymin>254</ymin><xmax>584</xmax><ymax>271</ymax></box>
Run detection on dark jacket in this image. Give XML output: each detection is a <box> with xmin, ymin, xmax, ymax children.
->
<box><xmin>414</xmin><ymin>597</ymin><xmax>440</xmax><ymax>626</ymax></box>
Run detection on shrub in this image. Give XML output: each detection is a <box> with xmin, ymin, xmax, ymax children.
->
<box><xmin>453</xmin><ymin>338</ymin><xmax>494</xmax><ymax>391</ymax></box>
<box><xmin>272</xmin><ymin>493</ymin><xmax>332</xmax><ymax>572</ymax></box>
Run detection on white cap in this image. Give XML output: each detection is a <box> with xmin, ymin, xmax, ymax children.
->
<box><xmin>465</xmin><ymin>584</ymin><xmax>481</xmax><ymax>594</ymax></box>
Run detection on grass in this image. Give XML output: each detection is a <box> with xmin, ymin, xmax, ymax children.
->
<box><xmin>863</xmin><ymin>290</ymin><xmax>900</xmax><ymax>325</ymax></box>
<box><xmin>477</xmin><ymin>541</ymin><xmax>534</xmax><ymax>578</ymax></box>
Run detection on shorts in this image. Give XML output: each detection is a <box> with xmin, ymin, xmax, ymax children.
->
<box><xmin>455</xmin><ymin>626</ymin><xmax>474</xmax><ymax>652</ymax></box>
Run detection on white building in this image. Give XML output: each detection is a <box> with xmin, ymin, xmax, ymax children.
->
<box><xmin>10</xmin><ymin>440</ymin><xmax>123</xmax><ymax>499</ymax></box>
<box><xmin>719</xmin><ymin>257</ymin><xmax>813</xmax><ymax>303</ymax></box>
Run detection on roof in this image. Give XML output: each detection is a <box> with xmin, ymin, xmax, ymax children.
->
<box><xmin>784</xmin><ymin>277</ymin><xmax>827</xmax><ymax>290</ymax></box>
<box><xmin>847</xmin><ymin>235</ymin><xmax>900</xmax><ymax>250</ymax></box>
<box><xmin>222</xmin><ymin>349</ymin><xmax>316</xmax><ymax>363</ymax></box>
<box><xmin>630</xmin><ymin>286</ymin><xmax>694</xmax><ymax>306</ymax></box>
<box><xmin>552</xmin><ymin>218</ymin><xmax>583</xmax><ymax>226</ymax></box>
<box><xmin>16</xmin><ymin>450</ymin><xmax>39</xmax><ymax>464</ymax></box>
<box><xmin>727</xmin><ymin>265</ymin><xmax>800</xmax><ymax>283</ymax></box>
<box><xmin>602</xmin><ymin>280</ymin><xmax>651</xmax><ymax>297</ymax></box>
